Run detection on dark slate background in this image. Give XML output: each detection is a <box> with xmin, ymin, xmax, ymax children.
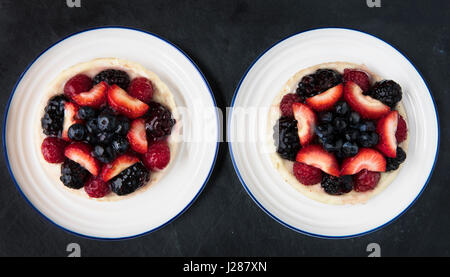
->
<box><xmin>0</xmin><ymin>0</ymin><xmax>448</xmax><ymax>257</ymax></box>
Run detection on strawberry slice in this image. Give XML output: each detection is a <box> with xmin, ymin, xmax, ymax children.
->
<box><xmin>344</xmin><ymin>81</ymin><xmax>390</xmax><ymax>119</ymax></box>
<box><xmin>101</xmin><ymin>154</ymin><xmax>140</xmax><ymax>182</ymax></box>
<box><xmin>61</xmin><ymin>102</ymin><xmax>80</xmax><ymax>141</ymax></box>
<box><xmin>71</xmin><ymin>81</ymin><xmax>108</xmax><ymax>108</ymax></box>
<box><xmin>64</xmin><ymin>142</ymin><xmax>101</xmax><ymax>176</ymax></box>
<box><xmin>107</xmin><ymin>85</ymin><xmax>149</xmax><ymax>119</ymax></box>
<box><xmin>340</xmin><ymin>148</ymin><xmax>386</xmax><ymax>175</ymax></box>
<box><xmin>296</xmin><ymin>145</ymin><xmax>340</xmax><ymax>177</ymax></box>
<box><xmin>127</xmin><ymin>118</ymin><xmax>148</xmax><ymax>154</ymax></box>
<box><xmin>292</xmin><ymin>103</ymin><xmax>317</xmax><ymax>146</ymax></box>
<box><xmin>376</xmin><ymin>110</ymin><xmax>399</xmax><ymax>158</ymax></box>
<box><xmin>305</xmin><ymin>83</ymin><xmax>343</xmax><ymax>112</ymax></box>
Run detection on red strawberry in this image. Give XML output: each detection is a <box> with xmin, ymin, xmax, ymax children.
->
<box><xmin>305</xmin><ymin>83</ymin><xmax>343</xmax><ymax>112</ymax></box>
<box><xmin>84</xmin><ymin>176</ymin><xmax>110</xmax><ymax>198</ymax></box>
<box><xmin>61</xmin><ymin>102</ymin><xmax>80</xmax><ymax>141</ymax></box>
<box><xmin>64</xmin><ymin>142</ymin><xmax>101</xmax><ymax>176</ymax></box>
<box><xmin>41</xmin><ymin>137</ymin><xmax>68</xmax><ymax>163</ymax></box>
<box><xmin>353</xmin><ymin>169</ymin><xmax>381</xmax><ymax>192</ymax></box>
<box><xmin>280</xmin><ymin>93</ymin><xmax>302</xmax><ymax>116</ymax></box>
<box><xmin>344</xmin><ymin>81</ymin><xmax>390</xmax><ymax>119</ymax></box>
<box><xmin>128</xmin><ymin>77</ymin><xmax>154</xmax><ymax>104</ymax></box>
<box><xmin>343</xmin><ymin>69</ymin><xmax>371</xmax><ymax>92</ymax></box>
<box><xmin>340</xmin><ymin>148</ymin><xmax>386</xmax><ymax>175</ymax></box>
<box><xmin>101</xmin><ymin>154</ymin><xmax>140</xmax><ymax>182</ymax></box>
<box><xmin>296</xmin><ymin>144</ymin><xmax>340</xmax><ymax>177</ymax></box>
<box><xmin>293</xmin><ymin>162</ymin><xmax>323</xmax><ymax>185</ymax></box>
<box><xmin>396</xmin><ymin>114</ymin><xmax>408</xmax><ymax>143</ymax></box>
<box><xmin>376</xmin><ymin>110</ymin><xmax>398</xmax><ymax>158</ymax></box>
<box><xmin>71</xmin><ymin>81</ymin><xmax>108</xmax><ymax>108</ymax></box>
<box><xmin>143</xmin><ymin>141</ymin><xmax>171</xmax><ymax>171</ymax></box>
<box><xmin>64</xmin><ymin>74</ymin><xmax>93</xmax><ymax>100</ymax></box>
<box><xmin>292</xmin><ymin>103</ymin><xmax>317</xmax><ymax>146</ymax></box>
<box><xmin>107</xmin><ymin>85</ymin><xmax>149</xmax><ymax>119</ymax></box>
<box><xmin>127</xmin><ymin>118</ymin><xmax>148</xmax><ymax>154</ymax></box>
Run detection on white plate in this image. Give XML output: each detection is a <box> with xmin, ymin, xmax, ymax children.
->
<box><xmin>228</xmin><ymin>28</ymin><xmax>439</xmax><ymax>238</ymax></box>
<box><xmin>3</xmin><ymin>27</ymin><xmax>219</xmax><ymax>239</ymax></box>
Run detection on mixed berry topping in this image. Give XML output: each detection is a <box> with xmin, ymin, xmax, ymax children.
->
<box><xmin>41</xmin><ymin>68</ymin><xmax>176</xmax><ymax>198</ymax></box>
<box><xmin>275</xmin><ymin>67</ymin><xmax>407</xmax><ymax>195</ymax></box>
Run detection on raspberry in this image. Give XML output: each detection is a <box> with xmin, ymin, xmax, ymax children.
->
<box><xmin>280</xmin><ymin>93</ymin><xmax>302</xmax><ymax>116</ymax></box>
<box><xmin>293</xmin><ymin>162</ymin><xmax>322</xmax><ymax>186</ymax></box>
<box><xmin>143</xmin><ymin>141</ymin><xmax>171</xmax><ymax>171</ymax></box>
<box><xmin>353</xmin><ymin>169</ymin><xmax>381</xmax><ymax>192</ymax></box>
<box><xmin>64</xmin><ymin>74</ymin><xmax>93</xmax><ymax>100</ymax></box>
<box><xmin>396</xmin><ymin>114</ymin><xmax>407</xmax><ymax>143</ymax></box>
<box><xmin>128</xmin><ymin>77</ymin><xmax>154</xmax><ymax>104</ymax></box>
<box><xmin>41</xmin><ymin>137</ymin><xmax>68</xmax><ymax>163</ymax></box>
<box><xmin>84</xmin><ymin>176</ymin><xmax>110</xmax><ymax>198</ymax></box>
<box><xmin>343</xmin><ymin>69</ymin><xmax>370</xmax><ymax>91</ymax></box>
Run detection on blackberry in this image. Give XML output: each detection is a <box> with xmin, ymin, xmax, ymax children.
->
<box><xmin>41</xmin><ymin>95</ymin><xmax>66</xmax><ymax>136</ymax></box>
<box><xmin>93</xmin><ymin>69</ymin><xmax>130</xmax><ymax>90</ymax></box>
<box><xmin>296</xmin><ymin>69</ymin><xmax>342</xmax><ymax>100</ymax></box>
<box><xmin>321</xmin><ymin>174</ymin><xmax>353</xmax><ymax>195</ymax></box>
<box><xmin>112</xmin><ymin>136</ymin><xmax>130</xmax><ymax>154</ymax></box>
<box><xmin>60</xmin><ymin>159</ymin><xmax>90</xmax><ymax>189</ymax></box>
<box><xmin>386</xmin><ymin>147</ymin><xmax>407</xmax><ymax>171</ymax></box>
<box><xmin>145</xmin><ymin>102</ymin><xmax>176</xmax><ymax>141</ymax></box>
<box><xmin>366</xmin><ymin>80</ymin><xmax>402</xmax><ymax>108</ymax></box>
<box><xmin>274</xmin><ymin>116</ymin><xmax>301</xmax><ymax>161</ymax></box>
<box><xmin>109</xmin><ymin>162</ymin><xmax>150</xmax><ymax>196</ymax></box>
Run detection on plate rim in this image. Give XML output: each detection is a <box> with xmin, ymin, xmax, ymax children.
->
<box><xmin>228</xmin><ymin>27</ymin><xmax>440</xmax><ymax>239</ymax></box>
<box><xmin>2</xmin><ymin>26</ymin><xmax>220</xmax><ymax>241</ymax></box>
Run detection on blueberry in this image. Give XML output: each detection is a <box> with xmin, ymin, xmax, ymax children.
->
<box><xmin>112</xmin><ymin>136</ymin><xmax>130</xmax><ymax>154</ymax></box>
<box><xmin>114</xmin><ymin>116</ymin><xmax>131</xmax><ymax>136</ymax></box>
<box><xmin>358</xmin><ymin>132</ymin><xmax>379</xmax><ymax>148</ymax></box>
<box><xmin>96</xmin><ymin>132</ymin><xmax>114</xmax><ymax>144</ymax></box>
<box><xmin>342</xmin><ymin>141</ymin><xmax>359</xmax><ymax>157</ymax></box>
<box><xmin>319</xmin><ymin>135</ymin><xmax>334</xmax><ymax>145</ymax></box>
<box><xmin>93</xmin><ymin>145</ymin><xmax>116</xmax><ymax>164</ymax></box>
<box><xmin>315</xmin><ymin>124</ymin><xmax>333</xmax><ymax>138</ymax></box>
<box><xmin>97</xmin><ymin>114</ymin><xmax>116</xmax><ymax>132</ymax></box>
<box><xmin>359</xmin><ymin>121</ymin><xmax>376</xmax><ymax>132</ymax></box>
<box><xmin>78</xmin><ymin>106</ymin><xmax>97</xmax><ymax>120</ymax></box>
<box><xmin>334</xmin><ymin>117</ymin><xmax>347</xmax><ymax>131</ymax></box>
<box><xmin>335</xmin><ymin>101</ymin><xmax>349</xmax><ymax>115</ymax></box>
<box><xmin>85</xmin><ymin>134</ymin><xmax>98</xmax><ymax>144</ymax></box>
<box><xmin>86</xmin><ymin>118</ymin><xmax>99</xmax><ymax>134</ymax></box>
<box><xmin>348</xmin><ymin>112</ymin><xmax>361</xmax><ymax>127</ymax></box>
<box><xmin>319</xmin><ymin>111</ymin><xmax>334</xmax><ymax>123</ymax></box>
<box><xmin>344</xmin><ymin>129</ymin><xmax>359</xmax><ymax>141</ymax></box>
<box><xmin>323</xmin><ymin>142</ymin><xmax>335</xmax><ymax>152</ymax></box>
<box><xmin>68</xmin><ymin>124</ymin><xmax>87</xmax><ymax>141</ymax></box>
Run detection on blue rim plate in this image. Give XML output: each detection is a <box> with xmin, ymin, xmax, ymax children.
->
<box><xmin>3</xmin><ymin>26</ymin><xmax>220</xmax><ymax>240</ymax></box>
<box><xmin>228</xmin><ymin>27</ymin><xmax>439</xmax><ymax>239</ymax></box>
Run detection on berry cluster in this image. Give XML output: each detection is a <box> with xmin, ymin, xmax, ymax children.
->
<box><xmin>316</xmin><ymin>101</ymin><xmax>379</xmax><ymax>159</ymax></box>
<box><xmin>41</xmin><ymin>68</ymin><xmax>175</xmax><ymax>198</ymax></box>
<box><xmin>274</xmin><ymin>68</ymin><xmax>407</xmax><ymax>195</ymax></box>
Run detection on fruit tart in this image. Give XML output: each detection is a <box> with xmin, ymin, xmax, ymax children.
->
<box><xmin>269</xmin><ymin>62</ymin><xmax>408</xmax><ymax>205</ymax></box>
<box><xmin>38</xmin><ymin>58</ymin><xmax>179</xmax><ymax>200</ymax></box>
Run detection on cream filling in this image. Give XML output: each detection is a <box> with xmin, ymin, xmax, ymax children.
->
<box><xmin>36</xmin><ymin>58</ymin><xmax>180</xmax><ymax>201</ymax></box>
<box><xmin>267</xmin><ymin>62</ymin><xmax>409</xmax><ymax>205</ymax></box>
